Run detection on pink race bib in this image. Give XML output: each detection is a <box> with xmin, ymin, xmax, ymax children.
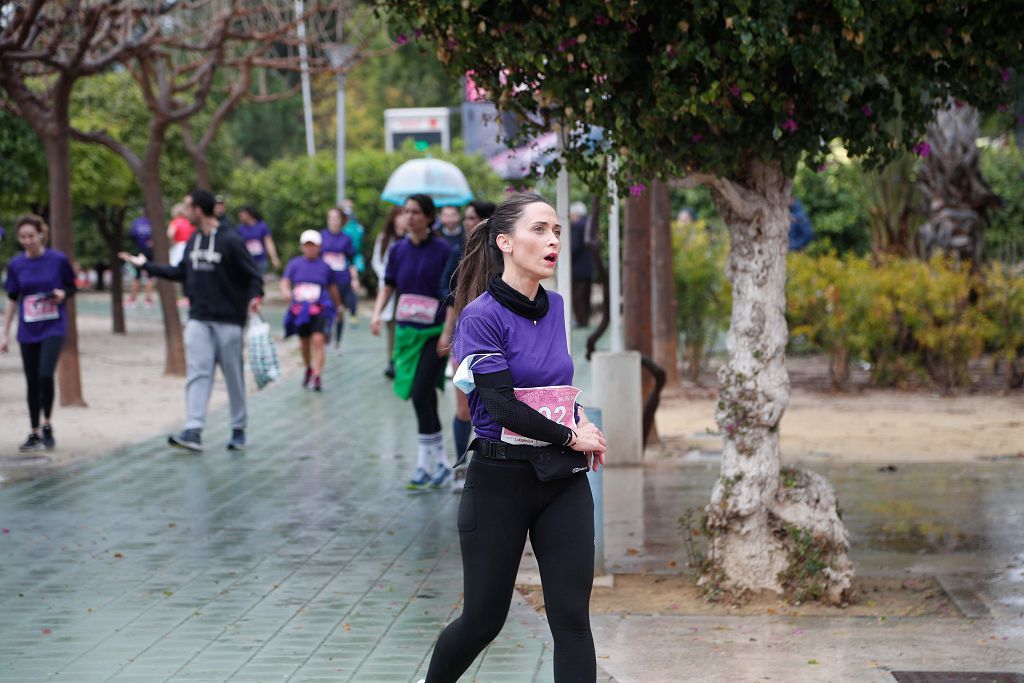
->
<box><xmin>23</xmin><ymin>293</ymin><xmax>59</xmax><ymax>323</ymax></box>
<box><xmin>395</xmin><ymin>294</ymin><xmax>440</xmax><ymax>325</ymax></box>
<box><xmin>245</xmin><ymin>238</ymin><xmax>264</xmax><ymax>256</ymax></box>
<box><xmin>292</xmin><ymin>282</ymin><xmax>322</xmax><ymax>303</ymax></box>
<box><xmin>323</xmin><ymin>252</ymin><xmax>348</xmax><ymax>271</ymax></box>
<box><xmin>500</xmin><ymin>385</ymin><xmax>581</xmax><ymax>447</ymax></box>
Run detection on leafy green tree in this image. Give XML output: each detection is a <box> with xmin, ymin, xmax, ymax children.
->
<box><xmin>385</xmin><ymin>0</ymin><xmax>1024</xmax><ymax>602</ymax></box>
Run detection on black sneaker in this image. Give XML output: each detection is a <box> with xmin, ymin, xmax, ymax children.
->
<box><xmin>312</xmin><ymin>375</ymin><xmax>322</xmax><ymax>392</ymax></box>
<box><xmin>41</xmin><ymin>425</ymin><xmax>55</xmax><ymax>450</ymax></box>
<box><xmin>168</xmin><ymin>429</ymin><xmax>203</xmax><ymax>452</ymax></box>
<box><xmin>384</xmin><ymin>361</ymin><xmax>395</xmax><ymax>380</ymax></box>
<box><xmin>19</xmin><ymin>433</ymin><xmax>44</xmax><ymax>452</ymax></box>
<box><xmin>227</xmin><ymin>429</ymin><xmax>246</xmax><ymax>451</ymax></box>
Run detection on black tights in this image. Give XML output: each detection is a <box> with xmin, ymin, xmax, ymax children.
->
<box><xmin>425</xmin><ymin>458</ymin><xmax>596</xmax><ymax>682</ymax></box>
<box><xmin>411</xmin><ymin>337</ymin><xmax>447</xmax><ymax>434</ymax></box>
<box><xmin>20</xmin><ymin>336</ymin><xmax>64</xmax><ymax>430</ymax></box>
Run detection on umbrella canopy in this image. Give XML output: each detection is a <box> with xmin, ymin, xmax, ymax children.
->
<box><xmin>380</xmin><ymin>158</ymin><xmax>474</xmax><ymax>207</ymax></box>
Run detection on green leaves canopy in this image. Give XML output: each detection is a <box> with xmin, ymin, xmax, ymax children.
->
<box><xmin>381</xmin><ymin>1</ymin><xmax>1023</xmax><ymax>187</ymax></box>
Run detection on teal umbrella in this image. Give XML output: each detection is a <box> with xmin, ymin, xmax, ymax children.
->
<box><xmin>380</xmin><ymin>158</ymin><xmax>474</xmax><ymax>207</ymax></box>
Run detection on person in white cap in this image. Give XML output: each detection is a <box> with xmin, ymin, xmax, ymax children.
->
<box><xmin>120</xmin><ymin>189</ymin><xmax>263</xmax><ymax>452</ymax></box>
<box><xmin>280</xmin><ymin>230</ymin><xmax>341</xmax><ymax>392</ymax></box>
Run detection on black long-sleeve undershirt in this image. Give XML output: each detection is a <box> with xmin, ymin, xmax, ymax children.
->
<box><xmin>473</xmin><ymin>369</ymin><xmax>574</xmax><ymax>447</ymax></box>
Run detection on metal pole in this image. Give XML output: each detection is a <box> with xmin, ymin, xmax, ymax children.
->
<box><xmin>608</xmin><ymin>159</ymin><xmax>623</xmax><ymax>352</ymax></box>
<box><xmin>295</xmin><ymin>0</ymin><xmax>315</xmax><ymax>158</ymax></box>
<box><xmin>336</xmin><ymin>73</ymin><xmax>345</xmax><ymax>204</ymax></box>
<box><xmin>555</xmin><ymin>126</ymin><xmax>572</xmax><ymax>353</ymax></box>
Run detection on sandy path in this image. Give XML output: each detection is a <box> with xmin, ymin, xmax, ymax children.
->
<box><xmin>658</xmin><ymin>387</ymin><xmax>1024</xmax><ymax>462</ymax></box>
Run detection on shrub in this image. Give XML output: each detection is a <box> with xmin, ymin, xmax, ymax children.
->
<box><xmin>673</xmin><ymin>218</ymin><xmax>731</xmax><ymax>383</ymax></box>
<box><xmin>980</xmin><ymin>144</ymin><xmax>1024</xmax><ymax>265</ymax></box>
<box><xmin>227</xmin><ymin>143</ymin><xmax>506</xmax><ymax>265</ymax></box>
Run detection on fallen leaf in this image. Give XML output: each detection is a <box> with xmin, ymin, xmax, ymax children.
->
<box><xmin>114</xmin><ymin>552</ymin><xmax>124</xmax><ymax>559</ymax></box>
<box><xmin>41</xmin><ymin>628</ymin><xmax>52</xmax><ymax>635</ymax></box>
<box><xmin>343</xmin><ymin>623</ymin><xmax>351</xmax><ymax>631</ymax></box>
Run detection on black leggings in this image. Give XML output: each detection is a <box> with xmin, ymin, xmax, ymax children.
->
<box><xmin>20</xmin><ymin>336</ymin><xmax>64</xmax><ymax>430</ymax></box>
<box><xmin>411</xmin><ymin>337</ymin><xmax>447</xmax><ymax>434</ymax></box>
<box><xmin>425</xmin><ymin>458</ymin><xmax>596</xmax><ymax>682</ymax></box>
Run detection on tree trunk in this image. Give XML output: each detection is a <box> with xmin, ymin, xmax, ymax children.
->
<box><xmin>651</xmin><ymin>180</ymin><xmax>681</xmax><ymax>387</ymax></box>
<box><xmin>624</xmin><ymin>188</ymin><xmax>657</xmax><ymax>444</ymax></box>
<box><xmin>42</xmin><ymin>91</ymin><xmax>87</xmax><ymax>407</ymax></box>
<box><xmin>95</xmin><ymin>208</ymin><xmax>127</xmax><ymax>334</ymax></box>
<box><xmin>140</xmin><ymin>144</ymin><xmax>186</xmax><ymax>376</ymax></box>
<box><xmin>702</xmin><ymin>160</ymin><xmax>853</xmax><ymax>604</ymax></box>
<box><xmin>191</xmin><ymin>150</ymin><xmax>211</xmax><ymax>191</ymax></box>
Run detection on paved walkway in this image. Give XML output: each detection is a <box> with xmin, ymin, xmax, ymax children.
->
<box><xmin>0</xmin><ymin>317</ymin><xmax>608</xmax><ymax>682</ymax></box>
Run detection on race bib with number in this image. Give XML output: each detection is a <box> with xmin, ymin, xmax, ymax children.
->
<box><xmin>292</xmin><ymin>282</ymin><xmax>322</xmax><ymax>303</ymax></box>
<box><xmin>245</xmin><ymin>238</ymin><xmax>265</xmax><ymax>256</ymax></box>
<box><xmin>23</xmin><ymin>293</ymin><xmax>60</xmax><ymax>324</ymax></box>
<box><xmin>500</xmin><ymin>385</ymin><xmax>581</xmax><ymax>447</ymax></box>
<box><xmin>395</xmin><ymin>293</ymin><xmax>440</xmax><ymax>325</ymax></box>
<box><xmin>323</xmin><ymin>252</ymin><xmax>348</xmax><ymax>271</ymax></box>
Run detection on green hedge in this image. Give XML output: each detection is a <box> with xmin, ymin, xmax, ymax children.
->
<box><xmin>787</xmin><ymin>253</ymin><xmax>1024</xmax><ymax>390</ymax></box>
<box><xmin>226</xmin><ymin>144</ymin><xmax>507</xmax><ymax>269</ymax></box>
<box><xmin>674</xmin><ymin>240</ymin><xmax>1024</xmax><ymax>390</ymax></box>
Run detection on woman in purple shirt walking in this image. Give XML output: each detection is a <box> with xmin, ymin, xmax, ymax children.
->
<box><xmin>370</xmin><ymin>194</ymin><xmax>454</xmax><ymax>490</ymax></box>
<box><xmin>418</xmin><ymin>193</ymin><xmax>606</xmax><ymax>683</ymax></box>
<box><xmin>321</xmin><ymin>207</ymin><xmax>361</xmax><ymax>353</ymax></box>
<box><xmin>281</xmin><ymin>230</ymin><xmax>341</xmax><ymax>392</ymax></box>
<box><xmin>237</xmin><ymin>206</ymin><xmax>281</xmax><ymax>277</ymax></box>
<box><xmin>2</xmin><ymin>215</ymin><xmax>76</xmax><ymax>452</ymax></box>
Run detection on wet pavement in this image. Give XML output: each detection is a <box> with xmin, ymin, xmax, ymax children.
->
<box><xmin>2</xmin><ymin>300</ymin><xmax>1023</xmax><ymax>682</ymax></box>
<box><xmin>0</xmin><ymin>314</ymin><xmax>613</xmax><ymax>682</ymax></box>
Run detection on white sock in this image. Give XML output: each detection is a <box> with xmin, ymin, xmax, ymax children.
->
<box><xmin>430</xmin><ymin>432</ymin><xmax>448</xmax><ymax>468</ymax></box>
<box><xmin>416</xmin><ymin>434</ymin><xmax>433</xmax><ymax>471</ymax></box>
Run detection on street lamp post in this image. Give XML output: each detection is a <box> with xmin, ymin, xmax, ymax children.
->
<box><xmin>325</xmin><ymin>42</ymin><xmax>355</xmax><ymax>205</ymax></box>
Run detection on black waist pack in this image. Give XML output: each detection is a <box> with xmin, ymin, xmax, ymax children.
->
<box><xmin>467</xmin><ymin>438</ymin><xmax>589</xmax><ymax>481</ymax></box>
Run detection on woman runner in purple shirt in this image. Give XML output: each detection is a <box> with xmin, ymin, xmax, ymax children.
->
<box><xmin>418</xmin><ymin>193</ymin><xmax>606</xmax><ymax>683</ymax></box>
<box><xmin>2</xmin><ymin>215</ymin><xmax>76</xmax><ymax>452</ymax></box>
<box><xmin>370</xmin><ymin>194</ymin><xmax>454</xmax><ymax>490</ymax></box>
<box><xmin>281</xmin><ymin>230</ymin><xmax>341</xmax><ymax>392</ymax></box>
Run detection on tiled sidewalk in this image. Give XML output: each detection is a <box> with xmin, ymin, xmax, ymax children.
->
<box><xmin>0</xmin><ymin>321</ymin><xmax>598</xmax><ymax>682</ymax></box>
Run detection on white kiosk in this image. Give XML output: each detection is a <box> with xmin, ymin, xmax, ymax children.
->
<box><xmin>384</xmin><ymin>107</ymin><xmax>451</xmax><ymax>153</ymax></box>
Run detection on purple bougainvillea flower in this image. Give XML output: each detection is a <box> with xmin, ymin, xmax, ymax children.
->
<box><xmin>413</xmin><ymin>28</ymin><xmax>423</xmax><ymax>38</ymax></box>
<box><xmin>914</xmin><ymin>141</ymin><xmax>932</xmax><ymax>157</ymax></box>
<box><xmin>862</xmin><ymin>105</ymin><xmax>873</xmax><ymax>117</ymax></box>
<box><xmin>998</xmin><ymin>103</ymin><xmax>1009</xmax><ymax>113</ymax></box>
<box><xmin>447</xmin><ymin>38</ymin><xmax>458</xmax><ymax>49</ymax></box>
<box><xmin>729</xmin><ymin>84</ymin><xmax>741</xmax><ymax>97</ymax></box>
<box><xmin>817</xmin><ymin>164</ymin><xmax>827</xmax><ymax>173</ymax></box>
<box><xmin>595</xmin><ymin>15</ymin><xmax>611</xmax><ymax>27</ymax></box>
<box><xmin>1001</xmin><ymin>68</ymin><xmax>1012</xmax><ymax>83</ymax></box>
<box><xmin>782</xmin><ymin>118</ymin><xmax>798</xmax><ymax>132</ymax></box>
<box><xmin>691</xmin><ymin>133</ymin><xmax>703</xmax><ymax>143</ymax></box>
<box><xmin>629</xmin><ymin>184</ymin><xmax>646</xmax><ymax>197</ymax></box>
<box><xmin>396</xmin><ymin>33</ymin><xmax>408</xmax><ymax>46</ymax></box>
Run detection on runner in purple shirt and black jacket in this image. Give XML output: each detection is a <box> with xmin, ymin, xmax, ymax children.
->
<box><xmin>418</xmin><ymin>193</ymin><xmax>606</xmax><ymax>683</ymax></box>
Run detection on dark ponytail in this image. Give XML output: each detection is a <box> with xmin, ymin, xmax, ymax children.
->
<box><xmin>453</xmin><ymin>192</ymin><xmax>550</xmax><ymax>316</ymax></box>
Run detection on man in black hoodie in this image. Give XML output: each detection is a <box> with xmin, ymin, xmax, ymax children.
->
<box><xmin>120</xmin><ymin>189</ymin><xmax>263</xmax><ymax>452</ymax></box>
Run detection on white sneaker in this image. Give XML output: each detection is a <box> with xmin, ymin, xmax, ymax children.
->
<box><xmin>450</xmin><ymin>469</ymin><xmax>466</xmax><ymax>494</ymax></box>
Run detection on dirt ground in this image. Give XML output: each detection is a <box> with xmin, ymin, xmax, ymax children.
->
<box><xmin>657</xmin><ymin>355</ymin><xmax>1024</xmax><ymax>463</ymax></box>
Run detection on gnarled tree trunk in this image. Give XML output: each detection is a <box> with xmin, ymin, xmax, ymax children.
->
<box><xmin>701</xmin><ymin>159</ymin><xmax>853</xmax><ymax>604</ymax></box>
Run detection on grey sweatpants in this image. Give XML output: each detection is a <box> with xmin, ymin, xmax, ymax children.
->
<box><xmin>184</xmin><ymin>319</ymin><xmax>246</xmax><ymax>432</ymax></box>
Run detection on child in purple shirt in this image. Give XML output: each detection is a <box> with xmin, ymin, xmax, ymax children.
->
<box><xmin>281</xmin><ymin>230</ymin><xmax>341</xmax><ymax>392</ymax></box>
<box><xmin>237</xmin><ymin>206</ymin><xmax>281</xmax><ymax>276</ymax></box>
<box><xmin>421</xmin><ymin>193</ymin><xmax>606</xmax><ymax>683</ymax></box>
<box><xmin>2</xmin><ymin>215</ymin><xmax>76</xmax><ymax>452</ymax></box>
<box><xmin>370</xmin><ymin>194</ymin><xmax>453</xmax><ymax>490</ymax></box>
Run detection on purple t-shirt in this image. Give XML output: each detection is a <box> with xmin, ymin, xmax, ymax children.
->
<box><xmin>453</xmin><ymin>290</ymin><xmax>574</xmax><ymax>440</ymax></box>
<box><xmin>320</xmin><ymin>229</ymin><xmax>357</xmax><ymax>286</ymax></box>
<box><xmin>283</xmin><ymin>256</ymin><xmax>335</xmax><ymax>310</ymax></box>
<box><xmin>5</xmin><ymin>249</ymin><xmax>76</xmax><ymax>344</ymax></box>
<box><xmin>384</xmin><ymin>233</ymin><xmax>452</xmax><ymax>328</ymax></box>
<box><xmin>129</xmin><ymin>217</ymin><xmax>152</xmax><ymax>252</ymax></box>
<box><xmin>237</xmin><ymin>221</ymin><xmax>270</xmax><ymax>263</ymax></box>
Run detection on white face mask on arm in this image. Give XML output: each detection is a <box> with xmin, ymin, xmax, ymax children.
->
<box><xmin>452</xmin><ymin>353</ymin><xmax>500</xmax><ymax>395</ymax></box>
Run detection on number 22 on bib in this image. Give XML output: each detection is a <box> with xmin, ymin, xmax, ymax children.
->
<box><xmin>500</xmin><ymin>385</ymin><xmax>581</xmax><ymax>447</ymax></box>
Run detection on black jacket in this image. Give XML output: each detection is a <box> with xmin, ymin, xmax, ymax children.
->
<box><xmin>145</xmin><ymin>227</ymin><xmax>263</xmax><ymax>326</ymax></box>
